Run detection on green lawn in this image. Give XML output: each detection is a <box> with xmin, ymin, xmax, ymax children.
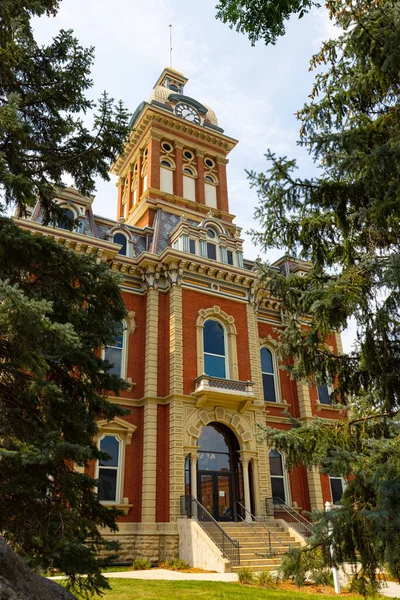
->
<box><xmin>89</xmin><ymin>580</ymin><xmax>361</xmax><ymax>600</ymax></box>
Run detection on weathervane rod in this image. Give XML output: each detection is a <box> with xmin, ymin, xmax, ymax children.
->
<box><xmin>169</xmin><ymin>24</ymin><xmax>172</xmax><ymax>68</ymax></box>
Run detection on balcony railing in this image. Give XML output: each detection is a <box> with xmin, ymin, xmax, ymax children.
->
<box><xmin>193</xmin><ymin>374</ymin><xmax>254</xmax><ymax>411</ymax></box>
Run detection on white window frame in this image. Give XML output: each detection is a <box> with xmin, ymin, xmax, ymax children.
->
<box><xmin>269</xmin><ymin>449</ymin><xmax>291</xmax><ymax>505</ymax></box>
<box><xmin>96</xmin><ymin>433</ymin><xmax>123</xmax><ymax>504</ymax></box>
<box><xmin>260</xmin><ymin>345</ymin><xmax>281</xmax><ymax>403</ymax></box>
<box><xmin>102</xmin><ymin>321</ymin><xmax>128</xmax><ymax>380</ymax></box>
<box><xmin>203</xmin><ymin>318</ymin><xmax>229</xmax><ymax>380</ymax></box>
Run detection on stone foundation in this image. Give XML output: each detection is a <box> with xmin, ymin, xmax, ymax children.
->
<box><xmin>103</xmin><ymin>534</ymin><xmax>179</xmax><ymax>563</ymax></box>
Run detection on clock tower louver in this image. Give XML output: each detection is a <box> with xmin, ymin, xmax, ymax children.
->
<box><xmin>18</xmin><ymin>68</ymin><xmax>344</xmax><ymax>569</ymax></box>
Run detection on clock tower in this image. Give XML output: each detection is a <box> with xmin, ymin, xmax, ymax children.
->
<box><xmin>111</xmin><ymin>67</ymin><xmax>238</xmax><ymax>231</ymax></box>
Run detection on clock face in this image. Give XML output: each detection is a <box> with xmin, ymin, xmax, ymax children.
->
<box><xmin>175</xmin><ymin>103</ymin><xmax>201</xmax><ymax>125</ymax></box>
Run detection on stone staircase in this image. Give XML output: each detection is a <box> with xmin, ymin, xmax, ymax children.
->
<box><xmin>221</xmin><ymin>520</ymin><xmax>301</xmax><ymax>572</ymax></box>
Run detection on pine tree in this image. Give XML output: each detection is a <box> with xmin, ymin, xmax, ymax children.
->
<box><xmin>0</xmin><ymin>1</ymin><xmax>131</xmax><ymax>596</ymax></box>
<box><xmin>0</xmin><ymin>0</ymin><xmax>129</xmax><ymax>219</ymax></box>
<box><xmin>219</xmin><ymin>0</ymin><xmax>400</xmax><ymax>591</ymax></box>
<box><xmin>0</xmin><ymin>218</ymin><xmax>129</xmax><ymax>597</ymax></box>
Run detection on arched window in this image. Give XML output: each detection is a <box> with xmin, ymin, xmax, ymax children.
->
<box><xmin>98</xmin><ymin>435</ymin><xmax>121</xmax><ymax>503</ymax></box>
<box><xmin>57</xmin><ymin>208</ymin><xmax>75</xmax><ymax>231</ymax></box>
<box><xmin>161</xmin><ymin>159</ymin><xmax>172</xmax><ymax>167</ymax></box>
<box><xmin>104</xmin><ymin>322</ymin><xmax>126</xmax><ymax>378</ymax></box>
<box><xmin>160</xmin><ymin>156</ymin><xmax>174</xmax><ymax>194</ymax></box>
<box><xmin>113</xmin><ymin>232</ymin><xmax>127</xmax><ymax>256</ymax></box>
<box><xmin>269</xmin><ymin>449</ymin><xmax>288</xmax><ymax>504</ymax></box>
<box><xmin>203</xmin><ymin>319</ymin><xmax>227</xmax><ymax>378</ymax></box>
<box><xmin>261</xmin><ymin>347</ymin><xmax>277</xmax><ymax>402</ymax></box>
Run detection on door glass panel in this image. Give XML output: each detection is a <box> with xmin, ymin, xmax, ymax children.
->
<box><xmin>198</xmin><ymin>451</ymin><xmax>229</xmax><ymax>471</ymax></box>
<box><xmin>218</xmin><ymin>475</ymin><xmax>231</xmax><ymax>519</ymax></box>
<box><xmin>200</xmin><ymin>474</ymin><xmax>214</xmax><ymax>515</ymax></box>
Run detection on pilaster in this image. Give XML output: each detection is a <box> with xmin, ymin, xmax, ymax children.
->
<box><xmin>141</xmin><ymin>402</ymin><xmax>158</xmax><ymax>522</ymax></box>
<box><xmin>168</xmin><ymin>265</ymin><xmax>183</xmax><ymax>395</ymax></box>
<box><xmin>196</xmin><ymin>149</ymin><xmax>206</xmax><ymax>205</ymax></box>
<box><xmin>169</xmin><ymin>399</ymin><xmax>185</xmax><ymax>521</ymax></box>
<box><xmin>216</xmin><ymin>157</ymin><xmax>229</xmax><ymax>213</ymax></box>
<box><xmin>297</xmin><ymin>378</ymin><xmax>313</xmax><ymax>420</ymax></box>
<box><xmin>246</xmin><ymin>302</ymin><xmax>263</xmax><ymax>403</ymax></box>
<box><xmin>144</xmin><ymin>271</ymin><xmax>159</xmax><ymax>397</ymax></box>
<box><xmin>307</xmin><ymin>466</ymin><xmax>324</xmax><ymax>510</ymax></box>
<box><xmin>174</xmin><ymin>142</ymin><xmax>183</xmax><ymax>198</ymax></box>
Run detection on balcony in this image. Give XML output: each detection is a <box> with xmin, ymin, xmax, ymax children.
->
<box><xmin>192</xmin><ymin>374</ymin><xmax>254</xmax><ymax>412</ymax></box>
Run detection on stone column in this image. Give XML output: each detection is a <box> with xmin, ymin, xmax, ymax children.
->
<box><xmin>190</xmin><ymin>452</ymin><xmax>198</xmax><ymax>500</ymax></box>
<box><xmin>240</xmin><ymin>455</ymin><xmax>252</xmax><ymax>521</ymax></box>
<box><xmin>251</xmin><ymin>456</ymin><xmax>262</xmax><ymax>518</ymax></box>
<box><xmin>169</xmin><ymin>401</ymin><xmax>184</xmax><ymax>521</ymax></box>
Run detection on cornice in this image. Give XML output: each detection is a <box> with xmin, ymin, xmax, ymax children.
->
<box><xmin>111</xmin><ymin>105</ymin><xmax>238</xmax><ymax>177</ymax></box>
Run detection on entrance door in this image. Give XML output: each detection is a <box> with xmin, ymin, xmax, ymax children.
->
<box><xmin>196</xmin><ymin>422</ymin><xmax>243</xmax><ymax>521</ymax></box>
<box><xmin>198</xmin><ymin>471</ymin><xmax>232</xmax><ymax>521</ymax></box>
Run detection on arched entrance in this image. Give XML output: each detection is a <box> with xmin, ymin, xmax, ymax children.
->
<box><xmin>196</xmin><ymin>423</ymin><xmax>243</xmax><ymax>521</ymax></box>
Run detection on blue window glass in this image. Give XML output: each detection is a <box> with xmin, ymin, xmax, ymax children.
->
<box><xmin>113</xmin><ymin>233</ymin><xmax>127</xmax><ymax>256</ymax></box>
<box><xmin>261</xmin><ymin>348</ymin><xmax>276</xmax><ymax>402</ymax></box>
<box><xmin>318</xmin><ymin>382</ymin><xmax>330</xmax><ymax>404</ymax></box>
<box><xmin>189</xmin><ymin>239</ymin><xmax>196</xmax><ymax>254</ymax></box>
<box><xmin>98</xmin><ymin>435</ymin><xmax>120</xmax><ymax>502</ymax></box>
<box><xmin>203</xmin><ymin>320</ymin><xmax>226</xmax><ymax>378</ymax></box>
<box><xmin>227</xmin><ymin>251</ymin><xmax>233</xmax><ymax>265</ymax></box>
<box><xmin>104</xmin><ymin>323</ymin><xmax>124</xmax><ymax>376</ymax></box>
<box><xmin>99</xmin><ymin>435</ymin><xmax>119</xmax><ymax>467</ymax></box>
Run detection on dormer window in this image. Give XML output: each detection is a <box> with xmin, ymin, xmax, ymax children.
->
<box><xmin>113</xmin><ymin>232</ymin><xmax>128</xmax><ymax>256</ymax></box>
<box><xmin>56</xmin><ymin>206</ymin><xmax>83</xmax><ymax>234</ymax></box>
<box><xmin>57</xmin><ymin>208</ymin><xmax>75</xmax><ymax>231</ymax></box>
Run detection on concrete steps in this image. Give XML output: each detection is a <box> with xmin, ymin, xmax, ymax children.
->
<box><xmin>217</xmin><ymin>520</ymin><xmax>302</xmax><ymax>573</ymax></box>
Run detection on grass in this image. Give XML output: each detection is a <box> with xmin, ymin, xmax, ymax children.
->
<box><xmin>78</xmin><ymin>579</ymin><xmax>364</xmax><ymax>600</ymax></box>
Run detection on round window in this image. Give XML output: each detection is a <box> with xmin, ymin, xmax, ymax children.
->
<box><xmin>205</xmin><ymin>157</ymin><xmax>215</xmax><ymax>169</ymax></box>
<box><xmin>184</xmin><ymin>149</ymin><xmax>194</xmax><ymax>161</ymax></box>
<box><xmin>206</xmin><ymin>227</ymin><xmax>216</xmax><ymax>239</ymax></box>
<box><xmin>162</xmin><ymin>141</ymin><xmax>172</xmax><ymax>152</ymax></box>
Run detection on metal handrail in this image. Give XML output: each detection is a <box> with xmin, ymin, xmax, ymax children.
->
<box><xmin>266</xmin><ymin>497</ymin><xmax>314</xmax><ymax>539</ymax></box>
<box><xmin>236</xmin><ymin>501</ymin><xmax>291</xmax><ymax>556</ymax></box>
<box><xmin>180</xmin><ymin>495</ymin><xmax>240</xmax><ymax>565</ymax></box>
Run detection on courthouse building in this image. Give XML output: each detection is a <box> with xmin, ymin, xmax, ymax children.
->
<box><xmin>17</xmin><ymin>68</ymin><xmax>344</xmax><ymax>565</ymax></box>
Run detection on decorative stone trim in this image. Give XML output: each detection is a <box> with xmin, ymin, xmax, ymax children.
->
<box><xmin>195</xmin><ymin>305</ymin><xmax>238</xmax><ymax>380</ymax></box>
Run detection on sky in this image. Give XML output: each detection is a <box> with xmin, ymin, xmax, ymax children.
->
<box><xmin>31</xmin><ymin>0</ymin><xmax>355</xmax><ymax>351</ymax></box>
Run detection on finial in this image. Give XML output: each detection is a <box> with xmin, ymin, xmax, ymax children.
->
<box><xmin>169</xmin><ymin>25</ymin><xmax>172</xmax><ymax>68</ymax></box>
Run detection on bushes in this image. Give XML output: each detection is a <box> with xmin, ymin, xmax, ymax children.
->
<box><xmin>279</xmin><ymin>547</ymin><xmax>332</xmax><ymax>588</ymax></box>
<box><xmin>237</xmin><ymin>568</ymin><xmax>279</xmax><ymax>587</ymax></box>
<box><xmin>132</xmin><ymin>558</ymin><xmax>152</xmax><ymax>570</ymax></box>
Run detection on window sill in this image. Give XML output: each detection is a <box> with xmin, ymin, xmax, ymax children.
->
<box><xmin>264</xmin><ymin>401</ymin><xmax>290</xmax><ymax>409</ymax></box>
<box><xmin>316</xmin><ymin>402</ymin><xmax>344</xmax><ymax>413</ymax></box>
<box><xmin>101</xmin><ymin>502</ymin><xmax>132</xmax><ymax>515</ymax></box>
